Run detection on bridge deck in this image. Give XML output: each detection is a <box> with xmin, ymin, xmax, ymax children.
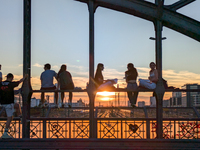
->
<box><xmin>0</xmin><ymin>139</ymin><xmax>200</xmax><ymax>150</ymax></box>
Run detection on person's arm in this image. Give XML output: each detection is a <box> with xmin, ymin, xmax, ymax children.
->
<box><xmin>57</xmin><ymin>78</ymin><xmax>60</xmax><ymax>90</ymax></box>
<box><xmin>54</xmin><ymin>71</ymin><xmax>58</xmax><ymax>81</ymax></box>
<box><xmin>19</xmin><ymin>74</ymin><xmax>28</xmax><ymax>83</ymax></box>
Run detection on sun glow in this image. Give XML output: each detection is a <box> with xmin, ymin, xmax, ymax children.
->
<box><xmin>97</xmin><ymin>91</ymin><xmax>115</xmax><ymax>96</ymax></box>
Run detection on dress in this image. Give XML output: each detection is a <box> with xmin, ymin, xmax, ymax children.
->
<box><xmin>139</xmin><ymin>71</ymin><xmax>157</xmax><ymax>89</ymax></box>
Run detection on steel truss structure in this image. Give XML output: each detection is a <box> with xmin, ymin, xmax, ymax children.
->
<box><xmin>1</xmin><ymin>0</ymin><xmax>200</xmax><ymax>149</ymax></box>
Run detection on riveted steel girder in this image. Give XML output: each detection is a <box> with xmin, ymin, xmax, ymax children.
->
<box><xmin>76</xmin><ymin>0</ymin><xmax>200</xmax><ymax>42</ymax></box>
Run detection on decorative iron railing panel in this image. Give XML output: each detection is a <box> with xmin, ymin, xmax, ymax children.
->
<box><xmin>1</xmin><ymin>119</ymin><xmax>200</xmax><ymax>139</ymax></box>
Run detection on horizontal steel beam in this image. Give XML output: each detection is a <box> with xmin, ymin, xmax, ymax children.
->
<box><xmin>166</xmin><ymin>0</ymin><xmax>196</xmax><ymax>11</ymax></box>
<box><xmin>0</xmin><ymin>139</ymin><xmax>200</xmax><ymax>149</ymax></box>
<box><xmin>75</xmin><ymin>0</ymin><xmax>200</xmax><ymax>42</ymax></box>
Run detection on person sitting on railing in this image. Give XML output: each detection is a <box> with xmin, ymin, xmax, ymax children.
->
<box><xmin>125</xmin><ymin>63</ymin><xmax>138</xmax><ymax>108</ymax></box>
<box><xmin>94</xmin><ymin>63</ymin><xmax>117</xmax><ymax>90</ymax></box>
<box><xmin>0</xmin><ymin>73</ymin><xmax>27</xmax><ymax>138</ymax></box>
<box><xmin>40</xmin><ymin>63</ymin><xmax>58</xmax><ymax>107</ymax></box>
<box><xmin>139</xmin><ymin>62</ymin><xmax>158</xmax><ymax>89</ymax></box>
<box><xmin>57</xmin><ymin>64</ymin><xmax>74</xmax><ymax>108</ymax></box>
<box><xmin>94</xmin><ymin>63</ymin><xmax>104</xmax><ymax>88</ymax></box>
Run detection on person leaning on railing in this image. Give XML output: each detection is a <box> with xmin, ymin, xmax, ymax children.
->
<box><xmin>0</xmin><ymin>73</ymin><xmax>27</xmax><ymax>138</ymax></box>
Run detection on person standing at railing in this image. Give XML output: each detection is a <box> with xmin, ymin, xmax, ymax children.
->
<box><xmin>40</xmin><ymin>63</ymin><xmax>58</xmax><ymax>107</ymax></box>
<box><xmin>57</xmin><ymin>64</ymin><xmax>74</xmax><ymax>108</ymax></box>
<box><xmin>125</xmin><ymin>63</ymin><xmax>138</xmax><ymax>108</ymax></box>
<box><xmin>139</xmin><ymin>62</ymin><xmax>158</xmax><ymax>89</ymax></box>
<box><xmin>0</xmin><ymin>73</ymin><xmax>27</xmax><ymax>138</ymax></box>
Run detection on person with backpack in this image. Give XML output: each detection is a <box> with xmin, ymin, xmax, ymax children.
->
<box><xmin>57</xmin><ymin>64</ymin><xmax>74</xmax><ymax>108</ymax></box>
<box><xmin>0</xmin><ymin>73</ymin><xmax>27</xmax><ymax>138</ymax></box>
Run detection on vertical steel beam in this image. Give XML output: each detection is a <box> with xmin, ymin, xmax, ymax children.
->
<box><xmin>154</xmin><ymin>0</ymin><xmax>165</xmax><ymax>139</ymax></box>
<box><xmin>22</xmin><ymin>0</ymin><xmax>32</xmax><ymax>138</ymax></box>
<box><xmin>87</xmin><ymin>0</ymin><xmax>97</xmax><ymax>138</ymax></box>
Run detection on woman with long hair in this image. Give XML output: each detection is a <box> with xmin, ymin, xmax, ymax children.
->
<box><xmin>125</xmin><ymin>63</ymin><xmax>138</xmax><ymax>108</ymax></box>
<box><xmin>57</xmin><ymin>64</ymin><xmax>74</xmax><ymax>108</ymax></box>
<box><xmin>139</xmin><ymin>62</ymin><xmax>158</xmax><ymax>89</ymax></box>
<box><xmin>94</xmin><ymin>63</ymin><xmax>104</xmax><ymax>88</ymax></box>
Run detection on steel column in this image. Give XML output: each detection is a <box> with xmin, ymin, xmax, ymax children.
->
<box><xmin>154</xmin><ymin>0</ymin><xmax>165</xmax><ymax>139</ymax></box>
<box><xmin>22</xmin><ymin>0</ymin><xmax>32</xmax><ymax>138</ymax></box>
<box><xmin>87</xmin><ymin>0</ymin><xmax>97</xmax><ymax>138</ymax></box>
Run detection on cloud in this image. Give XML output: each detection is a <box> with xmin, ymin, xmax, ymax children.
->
<box><xmin>33</xmin><ymin>63</ymin><xmax>43</xmax><ymax>68</ymax></box>
<box><xmin>18</xmin><ymin>64</ymin><xmax>23</xmax><ymax>67</ymax></box>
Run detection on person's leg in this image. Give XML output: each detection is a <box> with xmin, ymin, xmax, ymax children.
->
<box><xmin>2</xmin><ymin>104</ymin><xmax>14</xmax><ymax>138</ymax></box>
<box><xmin>55</xmin><ymin>91</ymin><xmax>58</xmax><ymax>105</ymax></box>
<box><xmin>132</xmin><ymin>83</ymin><xmax>138</xmax><ymax>105</ymax></box>
<box><xmin>127</xmin><ymin>83</ymin><xmax>135</xmax><ymax>106</ymax></box>
<box><xmin>6</xmin><ymin>116</ymin><xmax>13</xmax><ymax>129</ymax></box>
<box><xmin>61</xmin><ymin>92</ymin><xmax>65</xmax><ymax>104</ymax></box>
<box><xmin>69</xmin><ymin>92</ymin><xmax>72</xmax><ymax>103</ymax></box>
<box><xmin>41</xmin><ymin>92</ymin><xmax>45</xmax><ymax>104</ymax></box>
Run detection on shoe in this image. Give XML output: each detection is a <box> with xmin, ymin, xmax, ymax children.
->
<box><xmin>1</xmin><ymin>132</ymin><xmax>12</xmax><ymax>139</ymax></box>
<box><xmin>68</xmin><ymin>102</ymin><xmax>72</xmax><ymax>108</ymax></box>
<box><xmin>131</xmin><ymin>104</ymin><xmax>136</xmax><ymax>108</ymax></box>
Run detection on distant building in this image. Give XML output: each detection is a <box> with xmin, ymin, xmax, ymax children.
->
<box><xmin>163</xmin><ymin>99</ymin><xmax>170</xmax><ymax>107</ymax></box>
<box><xmin>182</xmin><ymin>84</ymin><xmax>200</xmax><ymax>107</ymax></box>
<box><xmin>71</xmin><ymin>98</ymin><xmax>85</xmax><ymax>107</ymax></box>
<box><xmin>138</xmin><ymin>101</ymin><xmax>145</xmax><ymax>107</ymax></box>
<box><xmin>150</xmin><ymin>97</ymin><xmax>170</xmax><ymax>107</ymax></box>
<box><xmin>167</xmin><ymin>84</ymin><xmax>200</xmax><ymax>107</ymax></box>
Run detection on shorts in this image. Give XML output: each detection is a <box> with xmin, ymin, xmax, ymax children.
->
<box><xmin>2</xmin><ymin>103</ymin><xmax>14</xmax><ymax>117</ymax></box>
<box><xmin>40</xmin><ymin>86</ymin><xmax>56</xmax><ymax>90</ymax></box>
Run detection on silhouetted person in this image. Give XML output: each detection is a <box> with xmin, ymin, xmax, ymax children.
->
<box><xmin>0</xmin><ymin>73</ymin><xmax>27</xmax><ymax>138</ymax></box>
<box><xmin>57</xmin><ymin>64</ymin><xmax>74</xmax><ymax>108</ymax></box>
<box><xmin>40</xmin><ymin>63</ymin><xmax>58</xmax><ymax>107</ymax></box>
<box><xmin>125</xmin><ymin>63</ymin><xmax>138</xmax><ymax>108</ymax></box>
<box><xmin>94</xmin><ymin>63</ymin><xmax>104</xmax><ymax>88</ymax></box>
<box><xmin>139</xmin><ymin>62</ymin><xmax>158</xmax><ymax>89</ymax></box>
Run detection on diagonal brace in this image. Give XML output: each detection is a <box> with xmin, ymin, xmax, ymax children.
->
<box><xmin>166</xmin><ymin>0</ymin><xmax>196</xmax><ymax>11</ymax></box>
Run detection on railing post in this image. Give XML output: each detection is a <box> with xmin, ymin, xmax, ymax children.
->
<box><xmin>22</xmin><ymin>0</ymin><xmax>32</xmax><ymax>139</ymax></box>
<box><xmin>154</xmin><ymin>0</ymin><xmax>165</xmax><ymax>139</ymax></box>
<box><xmin>87</xmin><ymin>0</ymin><xmax>97</xmax><ymax>139</ymax></box>
<box><xmin>43</xmin><ymin>120</ymin><xmax>46</xmax><ymax>138</ymax></box>
<box><xmin>144</xmin><ymin>107</ymin><xmax>150</xmax><ymax>139</ymax></box>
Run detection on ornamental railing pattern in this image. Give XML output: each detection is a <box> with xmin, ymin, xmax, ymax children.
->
<box><xmin>0</xmin><ymin>118</ymin><xmax>200</xmax><ymax>139</ymax></box>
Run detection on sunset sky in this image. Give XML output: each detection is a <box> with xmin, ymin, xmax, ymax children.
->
<box><xmin>0</xmin><ymin>0</ymin><xmax>200</xmax><ymax>105</ymax></box>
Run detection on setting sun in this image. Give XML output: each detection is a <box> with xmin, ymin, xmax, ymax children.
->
<box><xmin>97</xmin><ymin>92</ymin><xmax>115</xmax><ymax>96</ymax></box>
